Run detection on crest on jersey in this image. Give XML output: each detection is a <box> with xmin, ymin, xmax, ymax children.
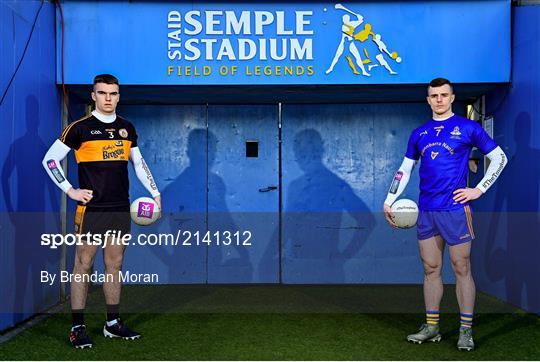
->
<box><xmin>430</xmin><ymin>151</ymin><xmax>439</xmax><ymax>160</ymax></box>
<box><xmin>450</xmin><ymin>126</ymin><xmax>462</xmax><ymax>139</ymax></box>
<box><xmin>119</xmin><ymin>128</ymin><xmax>128</xmax><ymax>138</ymax></box>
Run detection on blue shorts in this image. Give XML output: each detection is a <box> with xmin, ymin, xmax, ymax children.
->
<box><xmin>417</xmin><ymin>205</ymin><xmax>475</xmax><ymax>246</ymax></box>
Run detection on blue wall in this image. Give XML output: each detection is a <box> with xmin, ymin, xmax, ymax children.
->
<box><xmin>472</xmin><ymin>6</ymin><xmax>540</xmax><ymax>314</ymax></box>
<box><xmin>0</xmin><ymin>1</ymin><xmax>62</xmax><ymax>331</ymax></box>
<box><xmin>82</xmin><ymin>103</ymin><xmax>459</xmax><ymax>285</ymax></box>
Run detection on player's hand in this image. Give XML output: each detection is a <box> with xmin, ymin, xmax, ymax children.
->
<box><xmin>67</xmin><ymin>188</ymin><xmax>93</xmax><ymax>204</ymax></box>
<box><xmin>453</xmin><ymin>187</ymin><xmax>483</xmax><ymax>203</ymax></box>
<box><xmin>383</xmin><ymin>202</ymin><xmax>398</xmax><ymax>228</ymax></box>
<box><xmin>154</xmin><ymin>195</ymin><xmax>162</xmax><ymax>219</ymax></box>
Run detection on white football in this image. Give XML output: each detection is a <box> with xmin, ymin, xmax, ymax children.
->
<box><xmin>130</xmin><ymin>197</ymin><xmax>160</xmax><ymax>226</ymax></box>
<box><xmin>391</xmin><ymin>199</ymin><xmax>419</xmax><ymax>229</ymax></box>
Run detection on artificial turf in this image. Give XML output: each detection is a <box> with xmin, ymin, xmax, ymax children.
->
<box><xmin>0</xmin><ymin>285</ymin><xmax>538</xmax><ymax>360</ymax></box>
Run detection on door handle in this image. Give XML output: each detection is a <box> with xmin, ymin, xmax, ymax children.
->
<box><xmin>258</xmin><ymin>186</ymin><xmax>277</xmax><ymax>192</ymax></box>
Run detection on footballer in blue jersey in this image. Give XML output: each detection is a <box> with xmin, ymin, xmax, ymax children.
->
<box><xmin>405</xmin><ymin>114</ymin><xmax>498</xmax><ymax>212</ymax></box>
<box><xmin>383</xmin><ymin>78</ymin><xmax>507</xmax><ymax>351</ymax></box>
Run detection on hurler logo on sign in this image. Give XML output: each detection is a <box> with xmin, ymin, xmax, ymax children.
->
<box><xmin>325</xmin><ymin>3</ymin><xmax>402</xmax><ymax>77</ymax></box>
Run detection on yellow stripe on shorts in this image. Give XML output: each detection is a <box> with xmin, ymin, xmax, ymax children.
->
<box><xmin>464</xmin><ymin>205</ymin><xmax>475</xmax><ymax>239</ymax></box>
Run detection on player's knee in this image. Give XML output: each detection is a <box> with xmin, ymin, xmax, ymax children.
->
<box><xmin>74</xmin><ymin>254</ymin><xmax>95</xmax><ymax>273</ymax></box>
<box><xmin>451</xmin><ymin>258</ymin><xmax>470</xmax><ymax>277</ymax></box>
<box><xmin>423</xmin><ymin>261</ymin><xmax>442</xmax><ymax>278</ymax></box>
<box><xmin>104</xmin><ymin>255</ymin><xmax>124</xmax><ymax>272</ymax></box>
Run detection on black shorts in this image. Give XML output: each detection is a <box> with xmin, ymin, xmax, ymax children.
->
<box><xmin>74</xmin><ymin>205</ymin><xmax>131</xmax><ymax>236</ymax></box>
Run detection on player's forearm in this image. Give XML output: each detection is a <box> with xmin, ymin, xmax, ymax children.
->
<box><xmin>130</xmin><ymin>147</ymin><xmax>160</xmax><ymax>198</ymax></box>
<box><xmin>475</xmin><ymin>146</ymin><xmax>507</xmax><ymax>193</ymax></box>
<box><xmin>42</xmin><ymin>139</ymin><xmax>73</xmax><ymax>193</ymax></box>
<box><xmin>384</xmin><ymin>157</ymin><xmax>415</xmax><ymax>206</ymax></box>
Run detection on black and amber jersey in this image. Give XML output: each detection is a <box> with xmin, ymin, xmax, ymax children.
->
<box><xmin>59</xmin><ymin>114</ymin><xmax>138</xmax><ymax>207</ymax></box>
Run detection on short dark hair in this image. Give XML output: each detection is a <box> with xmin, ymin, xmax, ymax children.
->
<box><xmin>428</xmin><ymin>77</ymin><xmax>453</xmax><ymax>92</ymax></box>
<box><xmin>93</xmin><ymin>74</ymin><xmax>119</xmax><ymax>87</ymax></box>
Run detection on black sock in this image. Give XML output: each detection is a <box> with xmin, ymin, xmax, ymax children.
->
<box><xmin>106</xmin><ymin>304</ymin><xmax>120</xmax><ymax>322</ymax></box>
<box><xmin>72</xmin><ymin>309</ymin><xmax>85</xmax><ymax>327</ymax></box>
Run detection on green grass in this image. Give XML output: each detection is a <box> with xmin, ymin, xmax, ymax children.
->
<box><xmin>0</xmin><ymin>286</ymin><xmax>539</xmax><ymax>360</ymax></box>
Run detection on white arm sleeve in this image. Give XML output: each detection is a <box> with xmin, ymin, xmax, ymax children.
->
<box><xmin>475</xmin><ymin>146</ymin><xmax>507</xmax><ymax>193</ymax></box>
<box><xmin>384</xmin><ymin>157</ymin><xmax>416</xmax><ymax>206</ymax></box>
<box><xmin>130</xmin><ymin>147</ymin><xmax>160</xmax><ymax>198</ymax></box>
<box><xmin>42</xmin><ymin>139</ymin><xmax>73</xmax><ymax>193</ymax></box>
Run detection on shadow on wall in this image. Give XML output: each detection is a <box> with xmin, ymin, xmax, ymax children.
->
<box><xmin>151</xmin><ymin>128</ymin><xmax>208</xmax><ymax>282</ymax></box>
<box><xmin>152</xmin><ymin>129</ymin><xmax>252</xmax><ymax>283</ymax></box>
<box><xmin>205</xmin><ymin>128</ymin><xmax>253</xmax><ymax>283</ymax></box>
<box><xmin>280</xmin><ymin>129</ymin><xmax>375</xmax><ymax>283</ymax></box>
<box><xmin>1</xmin><ymin>95</ymin><xmax>60</xmax><ymax>316</ymax></box>
<box><xmin>484</xmin><ymin>111</ymin><xmax>540</xmax><ymax>313</ymax></box>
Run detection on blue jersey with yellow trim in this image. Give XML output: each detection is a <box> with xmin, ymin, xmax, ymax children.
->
<box><xmin>405</xmin><ymin>114</ymin><xmax>497</xmax><ymax>211</ymax></box>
